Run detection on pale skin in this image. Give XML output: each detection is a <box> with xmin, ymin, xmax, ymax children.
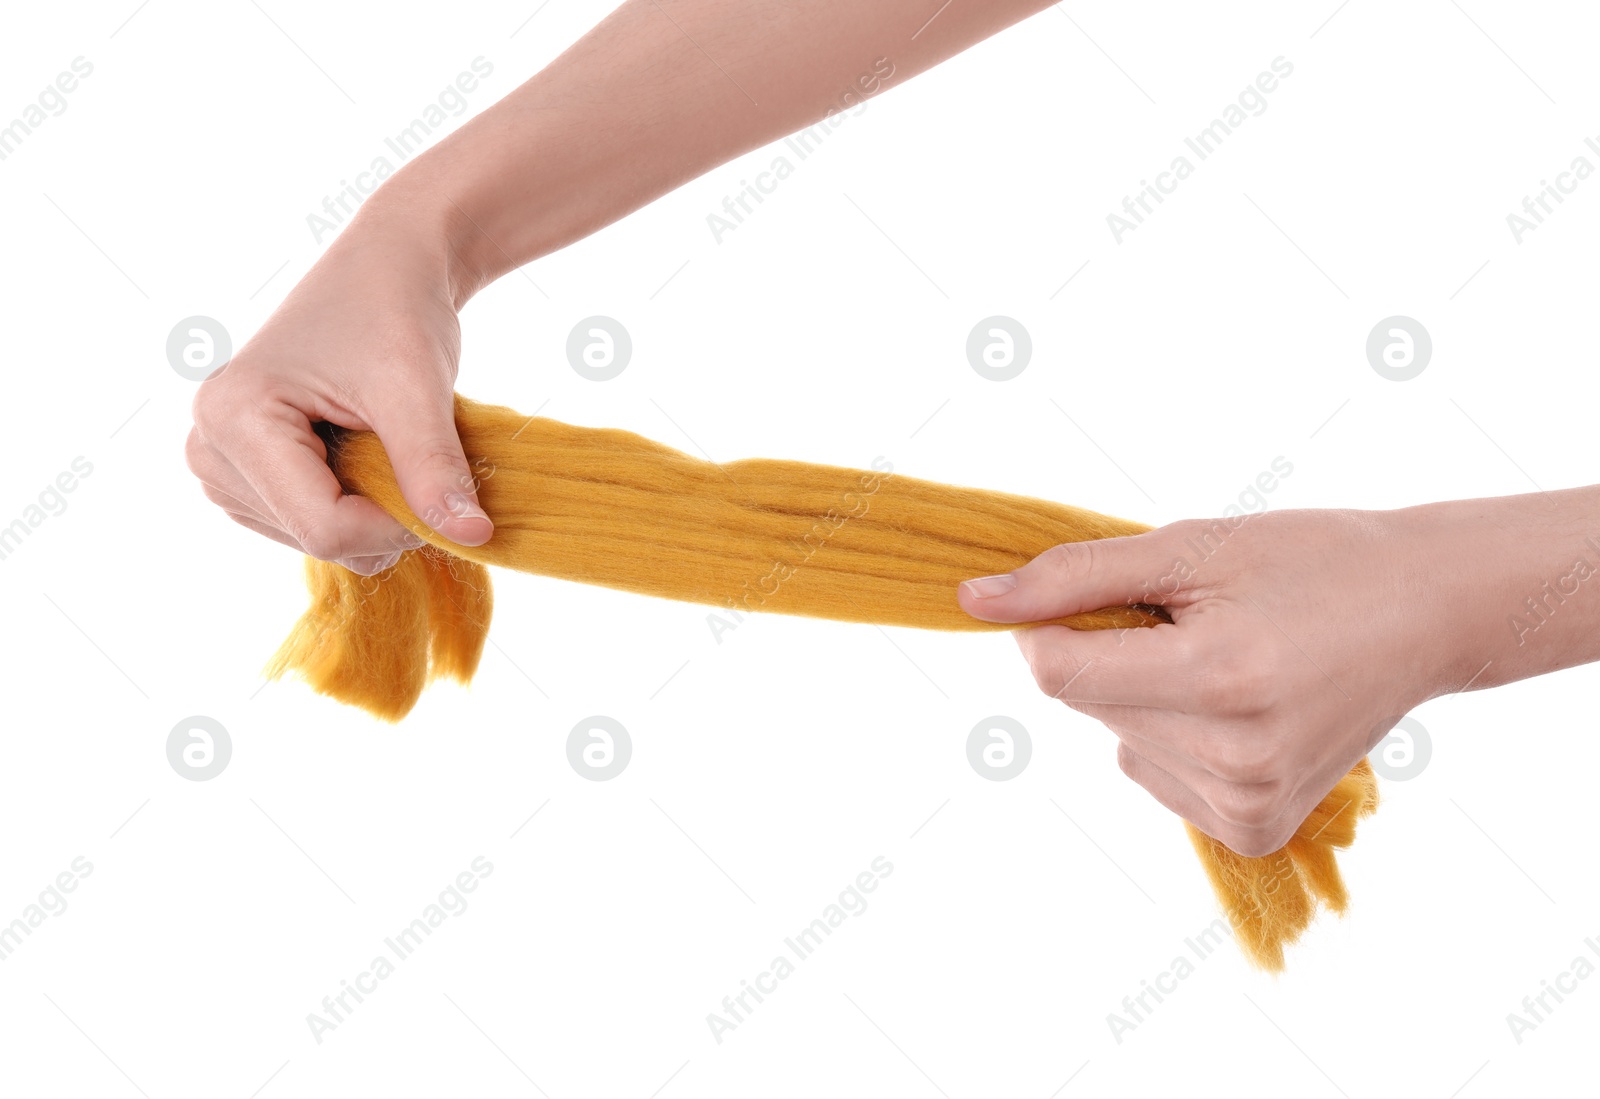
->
<box><xmin>186</xmin><ymin>0</ymin><xmax>1600</xmax><ymax>856</ymax></box>
<box><xmin>957</xmin><ymin>494</ymin><xmax>1600</xmax><ymax>855</ymax></box>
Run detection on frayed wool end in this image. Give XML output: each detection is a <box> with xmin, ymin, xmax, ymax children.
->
<box><xmin>265</xmin><ymin>546</ymin><xmax>492</xmax><ymax>723</ymax></box>
<box><xmin>1184</xmin><ymin>758</ymin><xmax>1380</xmax><ymax>971</ymax></box>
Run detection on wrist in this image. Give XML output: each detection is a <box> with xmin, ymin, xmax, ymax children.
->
<box><xmin>1384</xmin><ymin>489</ymin><xmax>1600</xmax><ymax>699</ymax></box>
<box><xmin>349</xmin><ymin>160</ymin><xmax>497</xmax><ymax>311</ymax></box>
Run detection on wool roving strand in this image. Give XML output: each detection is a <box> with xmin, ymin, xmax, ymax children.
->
<box><xmin>266</xmin><ymin>394</ymin><xmax>1378</xmax><ymax>970</ymax></box>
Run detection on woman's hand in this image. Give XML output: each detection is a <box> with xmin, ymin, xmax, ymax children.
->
<box><xmin>958</xmin><ymin>507</ymin><xmax>1475</xmax><ymax>856</ymax></box>
<box><xmin>185</xmin><ymin>0</ymin><xmax>1071</xmax><ymax>572</ymax></box>
<box><xmin>185</xmin><ymin>202</ymin><xmax>492</xmax><ymax>575</ymax></box>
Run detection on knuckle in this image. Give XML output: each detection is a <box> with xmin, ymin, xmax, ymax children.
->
<box><xmin>1028</xmin><ymin>655</ymin><xmax>1064</xmax><ymax>699</ymax></box>
<box><xmin>1115</xmin><ymin>740</ymin><xmax>1141</xmax><ymax>780</ymax></box>
<box><xmin>1208</xmin><ymin>779</ymin><xmax>1288</xmax><ymax>833</ymax></box>
<box><xmin>199</xmin><ymin>483</ymin><xmax>235</xmax><ymax>510</ymax></box>
<box><xmin>190</xmin><ymin>373</ymin><xmax>250</xmax><ymax>438</ymax></box>
<box><xmin>183</xmin><ymin>428</ymin><xmax>211</xmax><ymax>478</ymax></box>
<box><xmin>1191</xmin><ymin>671</ymin><xmax>1236</xmax><ymax>715</ymax></box>
<box><xmin>1223</xmin><ymin>827</ymin><xmax>1291</xmax><ymax>859</ymax></box>
<box><xmin>1216</xmin><ymin>749</ymin><xmax>1275</xmax><ymax>787</ymax></box>
<box><xmin>430</xmin><ymin>450</ymin><xmax>476</xmax><ymax>486</ymax></box>
<box><xmin>293</xmin><ymin>525</ymin><xmax>343</xmax><ymax>563</ymax></box>
<box><xmin>1193</xmin><ymin>652</ymin><xmax>1275</xmax><ymax>716</ymax></box>
<box><xmin>1197</xmin><ymin>730</ymin><xmax>1281</xmax><ymax>785</ymax></box>
<box><xmin>1029</xmin><ymin>650</ymin><xmax>1088</xmax><ymax>702</ymax></box>
<box><xmin>1038</xmin><ymin>540</ymin><xmax>1085</xmax><ymax>572</ymax></box>
<box><xmin>1162</xmin><ymin>632</ymin><xmax>1201</xmax><ymax>675</ymax></box>
<box><xmin>1049</xmin><ymin>540</ymin><xmax>1088</xmax><ymax>585</ymax></box>
<box><xmin>1030</xmin><ymin>540</ymin><xmax>1095</xmax><ymax>591</ymax></box>
<box><xmin>1229</xmin><ymin>664</ymin><xmax>1276</xmax><ymax>714</ymax></box>
<box><xmin>402</xmin><ymin>444</ymin><xmax>475</xmax><ymax>490</ymax></box>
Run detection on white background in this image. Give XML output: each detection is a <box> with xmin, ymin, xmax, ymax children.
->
<box><xmin>3</xmin><ymin>1</ymin><xmax>1599</xmax><ymax>1095</ymax></box>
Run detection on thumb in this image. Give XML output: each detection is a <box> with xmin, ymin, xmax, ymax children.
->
<box><xmin>370</xmin><ymin>391</ymin><xmax>493</xmax><ymax>547</ymax></box>
<box><xmin>957</xmin><ymin>529</ymin><xmax>1180</xmax><ymax>623</ymax></box>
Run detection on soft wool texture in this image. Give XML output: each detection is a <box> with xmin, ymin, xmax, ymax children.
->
<box><xmin>268</xmin><ymin>394</ymin><xmax>1378</xmax><ymax>970</ymax></box>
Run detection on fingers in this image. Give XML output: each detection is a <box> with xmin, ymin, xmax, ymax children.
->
<box><xmin>1016</xmin><ymin>624</ymin><xmax>1315</xmax><ymax>857</ymax></box>
<box><xmin>340</xmin><ymin>549</ymin><xmax>405</xmax><ymax>575</ymax></box>
<box><xmin>1113</xmin><ymin>740</ymin><xmax>1298</xmax><ymax>858</ymax></box>
<box><xmin>198</xmin><ymin>480</ymin><xmax>271</xmax><ymax>526</ymax></box>
<box><xmin>192</xmin><ymin>388</ymin><xmax>423</xmax><ymax>564</ymax></box>
<box><xmin>982</xmin><ymin>514</ymin><xmax>1388</xmax><ymax>861</ymax></box>
<box><xmin>366</xmin><ymin>389</ymin><xmax>493</xmax><ymax>547</ymax></box>
<box><xmin>1010</xmin><ymin>623</ymin><xmax>1209</xmax><ymax>710</ymax></box>
<box><xmin>221</xmin><ymin>511</ymin><xmax>304</xmax><ymax>552</ymax></box>
<box><xmin>1065</xmin><ymin>685</ymin><xmax>1286</xmax><ymax>785</ymax></box>
<box><xmin>1069</xmin><ymin>700</ymin><xmax>1232</xmax><ymax>786</ymax></box>
<box><xmin>1069</xmin><ymin>698</ymin><xmax>1298</xmax><ymax>839</ymax></box>
<box><xmin>213</xmin><ymin>490</ymin><xmax>403</xmax><ymax>574</ymax></box>
<box><xmin>957</xmin><ymin>530</ymin><xmax>1184</xmax><ymax>624</ymax></box>
<box><xmin>1011</xmin><ymin>598</ymin><xmax>1283</xmax><ymax>721</ymax></box>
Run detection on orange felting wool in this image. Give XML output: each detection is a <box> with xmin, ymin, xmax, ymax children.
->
<box><xmin>266</xmin><ymin>394</ymin><xmax>1378</xmax><ymax>970</ymax></box>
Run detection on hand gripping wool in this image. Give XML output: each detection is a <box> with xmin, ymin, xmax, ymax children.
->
<box><xmin>268</xmin><ymin>394</ymin><xmax>1378</xmax><ymax>971</ymax></box>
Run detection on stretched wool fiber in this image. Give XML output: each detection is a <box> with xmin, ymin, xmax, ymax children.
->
<box><xmin>267</xmin><ymin>394</ymin><xmax>1379</xmax><ymax>971</ymax></box>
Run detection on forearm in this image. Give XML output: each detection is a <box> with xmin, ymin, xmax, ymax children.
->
<box><xmin>1391</xmin><ymin>485</ymin><xmax>1600</xmax><ymax>696</ymax></box>
<box><xmin>359</xmin><ymin>0</ymin><xmax>1055</xmax><ymax>305</ymax></box>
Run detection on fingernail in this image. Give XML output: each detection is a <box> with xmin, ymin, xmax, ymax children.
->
<box><xmin>961</xmin><ymin>573</ymin><xmax>1017</xmax><ymax>598</ymax></box>
<box><xmin>443</xmin><ymin>492</ymin><xmax>488</xmax><ymax>522</ymax></box>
